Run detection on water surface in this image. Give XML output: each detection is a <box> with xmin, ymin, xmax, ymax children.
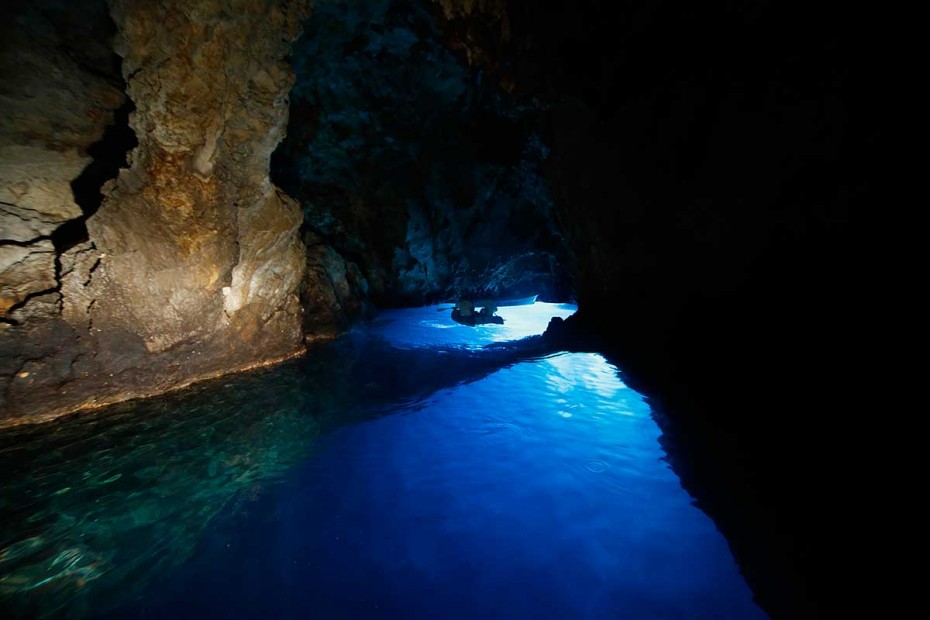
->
<box><xmin>0</xmin><ymin>303</ymin><xmax>764</xmax><ymax>618</ymax></box>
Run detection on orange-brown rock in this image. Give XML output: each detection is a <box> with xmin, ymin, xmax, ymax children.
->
<box><xmin>1</xmin><ymin>0</ymin><xmax>310</xmax><ymax>424</ymax></box>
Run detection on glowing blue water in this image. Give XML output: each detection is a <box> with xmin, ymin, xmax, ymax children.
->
<box><xmin>373</xmin><ymin>302</ymin><xmax>578</xmax><ymax>348</ymax></box>
<box><xmin>1</xmin><ymin>304</ymin><xmax>764</xmax><ymax>618</ymax></box>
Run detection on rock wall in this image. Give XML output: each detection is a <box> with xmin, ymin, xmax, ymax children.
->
<box><xmin>0</xmin><ymin>0</ymin><xmax>125</xmax><ymax>322</ymax></box>
<box><xmin>272</xmin><ymin>0</ymin><xmax>571</xmax><ymax>333</ymax></box>
<box><xmin>1</xmin><ymin>0</ymin><xmax>310</xmax><ymax>425</ymax></box>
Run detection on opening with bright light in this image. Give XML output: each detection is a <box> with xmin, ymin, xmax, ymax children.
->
<box><xmin>372</xmin><ymin>301</ymin><xmax>578</xmax><ymax>349</ymax></box>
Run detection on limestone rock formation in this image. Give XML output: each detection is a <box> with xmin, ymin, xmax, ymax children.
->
<box><xmin>1</xmin><ymin>0</ymin><xmax>310</xmax><ymax>424</ymax></box>
<box><xmin>0</xmin><ymin>0</ymin><xmax>125</xmax><ymax>321</ymax></box>
<box><xmin>301</xmin><ymin>232</ymin><xmax>372</xmax><ymax>341</ymax></box>
<box><xmin>0</xmin><ymin>242</ymin><xmax>57</xmax><ymax>318</ymax></box>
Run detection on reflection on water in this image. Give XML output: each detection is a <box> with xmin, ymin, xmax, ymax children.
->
<box><xmin>0</xmin><ymin>366</ymin><xmax>321</xmax><ymax>617</ymax></box>
<box><xmin>0</xmin><ymin>303</ymin><xmax>765</xmax><ymax>618</ymax></box>
<box><xmin>374</xmin><ymin>302</ymin><xmax>577</xmax><ymax>348</ymax></box>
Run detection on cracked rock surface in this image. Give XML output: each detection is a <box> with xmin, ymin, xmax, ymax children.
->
<box><xmin>1</xmin><ymin>0</ymin><xmax>310</xmax><ymax>424</ymax></box>
<box><xmin>0</xmin><ymin>0</ymin><xmax>125</xmax><ymax>321</ymax></box>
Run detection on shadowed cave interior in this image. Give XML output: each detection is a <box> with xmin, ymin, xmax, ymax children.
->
<box><xmin>0</xmin><ymin>0</ymin><xmax>882</xmax><ymax>617</ymax></box>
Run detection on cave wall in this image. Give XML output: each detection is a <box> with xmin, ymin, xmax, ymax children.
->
<box><xmin>0</xmin><ymin>0</ymin><xmax>125</xmax><ymax>322</ymax></box>
<box><xmin>0</xmin><ymin>0</ymin><xmax>875</xmax><ymax>611</ymax></box>
<box><xmin>433</xmin><ymin>1</ymin><xmax>877</xmax><ymax>616</ymax></box>
<box><xmin>0</xmin><ymin>0</ymin><xmax>310</xmax><ymax>424</ymax></box>
<box><xmin>272</xmin><ymin>0</ymin><xmax>571</xmax><ymax>336</ymax></box>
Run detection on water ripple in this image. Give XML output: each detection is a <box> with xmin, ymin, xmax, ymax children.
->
<box><xmin>585</xmin><ymin>460</ymin><xmax>609</xmax><ymax>473</ymax></box>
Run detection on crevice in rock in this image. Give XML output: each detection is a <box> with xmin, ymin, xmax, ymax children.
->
<box><xmin>63</xmin><ymin>97</ymin><xmax>138</xmax><ymax>253</ymax></box>
<box><xmin>52</xmin><ymin>246</ymin><xmax>63</xmax><ymax>314</ymax></box>
<box><xmin>20</xmin><ymin>90</ymin><xmax>136</xmax><ymax>323</ymax></box>
<box><xmin>0</xmin><ymin>236</ymin><xmax>51</xmax><ymax>248</ymax></box>
<box><xmin>36</xmin><ymin>58</ymin><xmax>137</xmax><ymax>324</ymax></box>
<box><xmin>84</xmin><ymin>256</ymin><xmax>102</xmax><ymax>288</ymax></box>
<box><xmin>0</xmin><ymin>202</ymin><xmax>64</xmax><ymax>228</ymax></box>
<box><xmin>49</xmin><ymin>219</ymin><xmax>90</xmax><ymax>254</ymax></box>
<box><xmin>87</xmin><ymin>298</ymin><xmax>97</xmax><ymax>334</ymax></box>
<box><xmin>0</xmin><ymin>286</ymin><xmax>60</xmax><ymax>326</ymax></box>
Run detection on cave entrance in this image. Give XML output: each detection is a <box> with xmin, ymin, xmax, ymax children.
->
<box><xmin>270</xmin><ymin>0</ymin><xmax>573</xmax><ymax>339</ymax></box>
<box><xmin>373</xmin><ymin>299</ymin><xmax>578</xmax><ymax>349</ymax></box>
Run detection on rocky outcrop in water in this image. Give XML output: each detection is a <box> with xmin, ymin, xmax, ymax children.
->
<box><xmin>1</xmin><ymin>0</ymin><xmax>310</xmax><ymax>424</ymax></box>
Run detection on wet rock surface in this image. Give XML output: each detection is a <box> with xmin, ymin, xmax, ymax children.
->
<box><xmin>1</xmin><ymin>0</ymin><xmax>310</xmax><ymax>423</ymax></box>
<box><xmin>301</xmin><ymin>231</ymin><xmax>373</xmax><ymax>340</ymax></box>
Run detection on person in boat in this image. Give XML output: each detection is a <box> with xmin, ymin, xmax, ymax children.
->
<box><xmin>451</xmin><ymin>299</ymin><xmax>474</xmax><ymax>324</ymax></box>
<box><xmin>478</xmin><ymin>302</ymin><xmax>498</xmax><ymax>319</ymax></box>
<box><xmin>451</xmin><ymin>299</ymin><xmax>503</xmax><ymax>326</ymax></box>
